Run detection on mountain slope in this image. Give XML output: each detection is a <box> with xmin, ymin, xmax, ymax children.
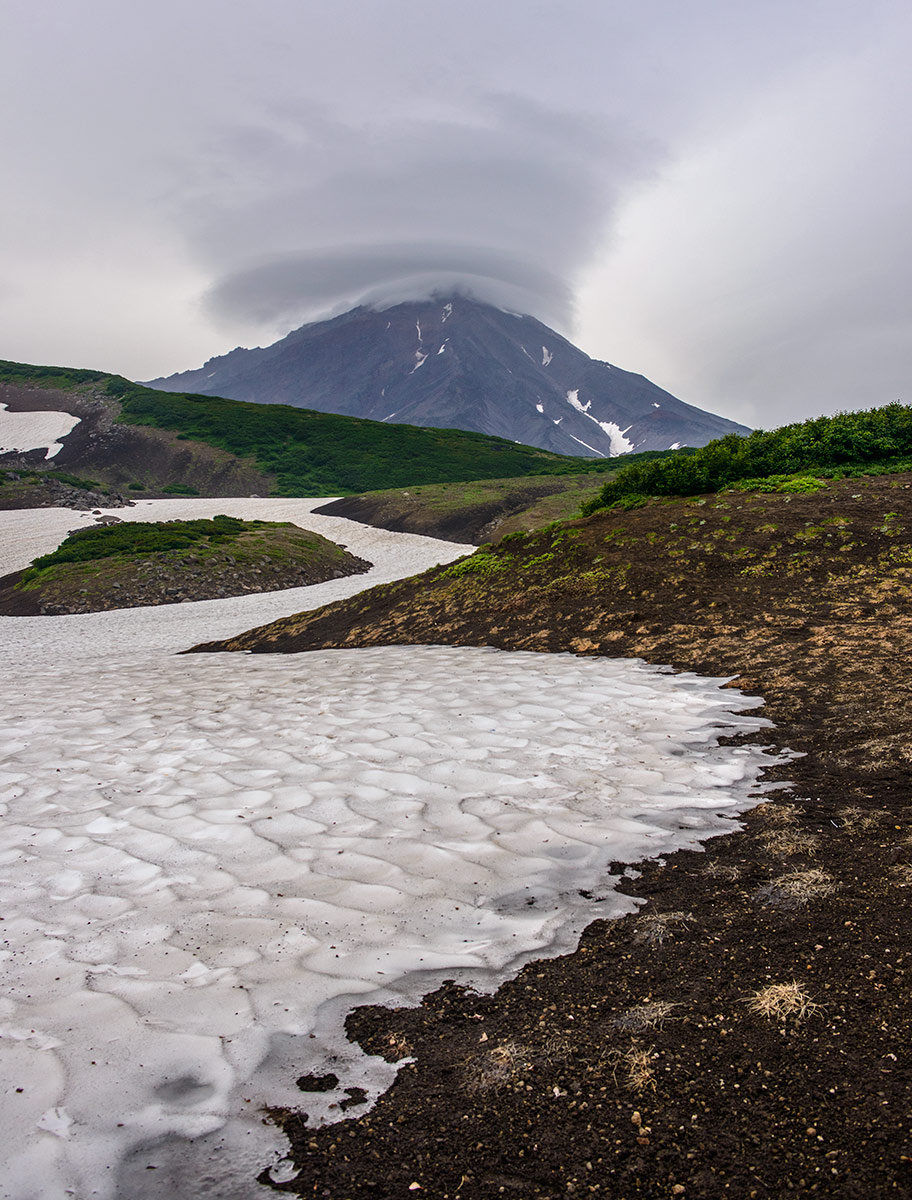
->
<box><xmin>146</xmin><ymin>297</ymin><xmax>749</xmax><ymax>457</ymax></box>
<box><xmin>0</xmin><ymin>359</ymin><xmax>621</xmax><ymax>499</ymax></box>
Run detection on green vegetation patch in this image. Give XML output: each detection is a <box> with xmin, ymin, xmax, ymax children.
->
<box><xmin>582</xmin><ymin>403</ymin><xmax>912</xmax><ymax>514</ymax></box>
<box><xmin>25</xmin><ymin>515</ymin><xmax>260</xmax><ymax>575</ymax></box>
<box><xmin>105</xmin><ymin>378</ymin><xmax>603</xmax><ymax>495</ymax></box>
<box><xmin>0</xmin><ymin>361</ymin><xmax>108</xmax><ymax>390</ymax></box>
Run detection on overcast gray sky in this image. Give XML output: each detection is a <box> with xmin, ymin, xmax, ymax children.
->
<box><xmin>2</xmin><ymin>0</ymin><xmax>910</xmax><ymax>428</ymax></box>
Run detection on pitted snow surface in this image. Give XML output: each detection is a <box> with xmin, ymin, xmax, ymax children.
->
<box><xmin>0</xmin><ymin>501</ymin><xmax>780</xmax><ymax>1199</ymax></box>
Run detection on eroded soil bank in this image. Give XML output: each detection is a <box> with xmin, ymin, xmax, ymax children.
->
<box><xmin>201</xmin><ymin>475</ymin><xmax>912</xmax><ymax>1199</ymax></box>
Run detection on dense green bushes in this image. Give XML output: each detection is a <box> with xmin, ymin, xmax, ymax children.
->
<box><xmin>581</xmin><ymin>403</ymin><xmax>912</xmax><ymax>514</ymax></box>
<box><xmin>27</xmin><ymin>515</ymin><xmax>257</xmax><ymax>571</ymax></box>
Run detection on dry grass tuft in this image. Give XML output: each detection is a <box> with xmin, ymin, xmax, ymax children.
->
<box><xmin>702</xmin><ymin>859</ymin><xmax>742</xmax><ymax>881</ymax></box>
<box><xmin>634</xmin><ymin>911</ymin><xmax>691</xmax><ymax>946</ymax></box>
<box><xmin>463</xmin><ymin>1040</ymin><xmax>530</xmax><ymax>1094</ymax></box>
<box><xmin>612</xmin><ymin>1001</ymin><xmax>678</xmax><ymax>1034</ymax></box>
<box><xmin>745</xmin><ymin>981</ymin><xmax>820</xmax><ymax>1023</ymax></box>
<box><xmin>751</xmin><ymin>802</ymin><xmax>801</xmax><ymax>826</ymax></box>
<box><xmin>838</xmin><ymin>805</ymin><xmax>880</xmax><ymax>832</ymax></box>
<box><xmin>603</xmin><ymin>1043</ymin><xmax>657</xmax><ymax>1094</ymax></box>
<box><xmin>760</xmin><ymin>830</ymin><xmax>820</xmax><ymax>859</ymax></box>
<box><xmin>754</xmin><ymin>867</ymin><xmax>836</xmax><ymax>909</ymax></box>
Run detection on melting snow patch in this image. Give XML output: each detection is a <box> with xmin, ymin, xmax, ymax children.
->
<box><xmin>0</xmin><ymin>404</ymin><xmax>80</xmax><ymax>459</ymax></box>
<box><xmin>441</xmin><ymin>302</ymin><xmax>452</xmax><ymax>323</ymax></box>
<box><xmin>437</xmin><ymin>340</ymin><xmax>448</xmax><ymax>355</ymax></box>
<box><xmin>0</xmin><ymin>501</ymin><xmax>786</xmax><ymax>1198</ymax></box>
<box><xmin>542</xmin><ymin>346</ymin><xmax>552</xmax><ymax>367</ymax></box>
<box><xmin>653</xmin><ymin>402</ymin><xmax>661</xmax><ymax>408</ymax></box>
<box><xmin>566</xmin><ymin>388</ymin><xmax>591</xmax><ymax>414</ymax></box>
<box><xmin>410</xmin><ymin>351</ymin><xmax>428</xmax><ymax>373</ymax></box>
<box><xmin>595</xmin><ymin>421</ymin><xmax>634</xmax><ymax>456</ymax></box>
<box><xmin>536</xmin><ymin>403</ymin><xmax>544</xmax><ymax>414</ymax></box>
<box><xmin>669</xmin><ymin>442</ymin><xmax>682</xmax><ymax>450</ymax></box>
<box><xmin>564</xmin><ymin>392</ymin><xmax>633</xmax><ymax>454</ymax></box>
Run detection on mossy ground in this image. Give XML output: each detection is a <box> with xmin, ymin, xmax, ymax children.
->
<box><xmin>198</xmin><ymin>473</ymin><xmax>912</xmax><ymax>1199</ymax></box>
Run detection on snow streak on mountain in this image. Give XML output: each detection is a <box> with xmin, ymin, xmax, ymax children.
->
<box><xmin>147</xmin><ymin>298</ymin><xmax>749</xmax><ymax>457</ymax></box>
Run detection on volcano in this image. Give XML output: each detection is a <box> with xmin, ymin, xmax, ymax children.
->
<box><xmin>146</xmin><ymin>297</ymin><xmax>748</xmax><ymax>457</ymax></box>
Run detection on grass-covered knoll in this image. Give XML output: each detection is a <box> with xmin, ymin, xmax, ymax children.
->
<box><xmin>26</xmin><ymin>514</ymin><xmax>257</xmax><ymax>574</ymax></box>
<box><xmin>4</xmin><ymin>516</ymin><xmax>370</xmax><ymax>616</ymax></box>
<box><xmin>581</xmin><ymin>402</ymin><xmax>912</xmax><ymax>514</ymax></box>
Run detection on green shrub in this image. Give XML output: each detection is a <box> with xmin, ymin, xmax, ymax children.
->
<box><xmin>581</xmin><ymin>403</ymin><xmax>912</xmax><ymax>515</ymax></box>
<box><xmin>25</xmin><ymin>515</ymin><xmax>259</xmax><ymax>574</ymax></box>
<box><xmin>440</xmin><ymin>551</ymin><xmax>510</xmax><ymax>579</ymax></box>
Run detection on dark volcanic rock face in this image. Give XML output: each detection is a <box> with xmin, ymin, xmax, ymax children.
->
<box><xmin>146</xmin><ymin>297</ymin><xmax>749</xmax><ymax>457</ymax></box>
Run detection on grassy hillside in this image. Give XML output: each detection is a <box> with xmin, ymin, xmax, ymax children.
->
<box><xmin>0</xmin><ymin>358</ymin><xmax>652</xmax><ymax>496</ymax></box>
<box><xmin>581</xmin><ymin>401</ymin><xmax>912</xmax><ymax>513</ymax></box>
<box><xmin>106</xmin><ymin>377</ymin><xmax>619</xmax><ymax>493</ymax></box>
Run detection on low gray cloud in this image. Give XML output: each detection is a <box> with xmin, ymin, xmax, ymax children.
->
<box><xmin>206</xmin><ymin>242</ymin><xmax>573</xmax><ymax>331</ymax></box>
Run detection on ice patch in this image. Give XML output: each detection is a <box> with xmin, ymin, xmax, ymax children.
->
<box><xmin>0</xmin><ymin>404</ymin><xmax>80</xmax><ymax>459</ymax></box>
<box><xmin>0</xmin><ymin>498</ymin><xmax>469</xmax><ymax>665</ymax></box>
<box><xmin>542</xmin><ymin>346</ymin><xmax>552</xmax><ymax>367</ymax></box>
<box><xmin>564</xmin><ymin>393</ymin><xmax>634</xmax><ymax>455</ymax></box>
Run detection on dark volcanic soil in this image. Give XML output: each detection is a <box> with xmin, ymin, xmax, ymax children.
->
<box><xmin>197</xmin><ymin>475</ymin><xmax>912</xmax><ymax>1200</ymax></box>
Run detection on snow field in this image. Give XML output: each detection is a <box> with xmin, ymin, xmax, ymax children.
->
<box><xmin>0</xmin><ymin>405</ymin><xmax>81</xmax><ymax>460</ymax></box>
<box><xmin>0</xmin><ymin>500</ymin><xmax>783</xmax><ymax>1198</ymax></box>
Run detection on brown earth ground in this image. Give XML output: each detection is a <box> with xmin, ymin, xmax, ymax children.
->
<box><xmin>197</xmin><ymin>474</ymin><xmax>912</xmax><ymax>1199</ymax></box>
